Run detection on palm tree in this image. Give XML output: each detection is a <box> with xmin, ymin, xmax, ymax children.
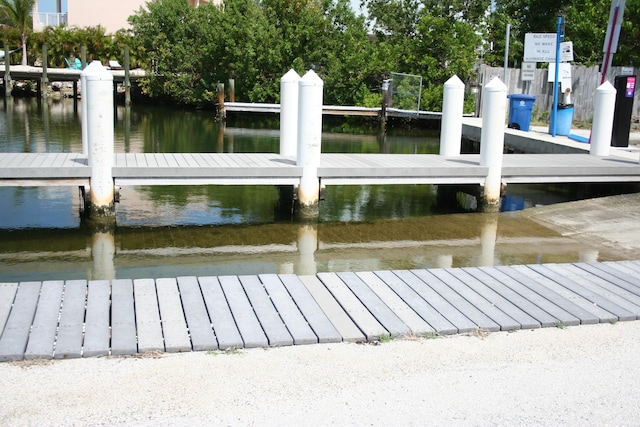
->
<box><xmin>0</xmin><ymin>0</ymin><xmax>35</xmax><ymax>65</ymax></box>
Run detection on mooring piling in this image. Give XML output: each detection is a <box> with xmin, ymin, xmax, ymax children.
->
<box><xmin>280</xmin><ymin>69</ymin><xmax>300</xmax><ymax>158</ymax></box>
<box><xmin>479</xmin><ymin>76</ymin><xmax>508</xmax><ymax>211</ymax></box>
<box><xmin>590</xmin><ymin>81</ymin><xmax>617</xmax><ymax>157</ymax></box>
<box><xmin>83</xmin><ymin>62</ymin><xmax>115</xmax><ymax>216</ymax></box>
<box><xmin>439</xmin><ymin>75</ymin><xmax>465</xmax><ymax>156</ymax></box>
<box><xmin>296</xmin><ymin>70</ymin><xmax>324</xmax><ymax>213</ymax></box>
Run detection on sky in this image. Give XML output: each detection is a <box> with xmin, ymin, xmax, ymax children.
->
<box><xmin>37</xmin><ymin>0</ymin><xmax>67</xmax><ymax>13</ymax></box>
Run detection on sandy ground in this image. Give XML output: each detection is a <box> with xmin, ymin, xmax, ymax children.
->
<box><xmin>2</xmin><ymin>321</ymin><xmax>640</xmax><ymax>426</ymax></box>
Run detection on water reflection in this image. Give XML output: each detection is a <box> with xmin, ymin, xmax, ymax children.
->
<box><xmin>0</xmin><ymin>98</ymin><xmax>621</xmax><ymax>282</ymax></box>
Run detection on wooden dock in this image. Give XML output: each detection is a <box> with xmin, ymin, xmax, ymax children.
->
<box><xmin>2</xmin><ymin>152</ymin><xmax>640</xmax><ymax>187</ymax></box>
<box><xmin>2</xmin><ymin>261</ymin><xmax>640</xmax><ymax>361</ymax></box>
<box><xmin>0</xmin><ymin>153</ymin><xmax>640</xmax><ymax>186</ymax></box>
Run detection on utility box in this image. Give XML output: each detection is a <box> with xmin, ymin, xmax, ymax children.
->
<box><xmin>612</xmin><ymin>75</ymin><xmax>636</xmax><ymax>147</ymax></box>
<box><xmin>507</xmin><ymin>94</ymin><xmax>536</xmax><ymax>131</ymax></box>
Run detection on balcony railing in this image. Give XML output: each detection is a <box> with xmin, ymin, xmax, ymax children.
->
<box><xmin>37</xmin><ymin>13</ymin><xmax>68</xmax><ymax>27</ymax></box>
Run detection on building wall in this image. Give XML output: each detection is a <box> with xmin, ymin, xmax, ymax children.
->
<box><xmin>66</xmin><ymin>0</ymin><xmax>148</xmax><ymax>34</ymax></box>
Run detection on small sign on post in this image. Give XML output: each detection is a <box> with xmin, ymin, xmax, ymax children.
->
<box><xmin>521</xmin><ymin>62</ymin><xmax>536</xmax><ymax>81</ymax></box>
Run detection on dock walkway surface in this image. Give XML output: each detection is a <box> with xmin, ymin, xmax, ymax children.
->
<box><xmin>2</xmin><ymin>260</ymin><xmax>640</xmax><ymax>361</ymax></box>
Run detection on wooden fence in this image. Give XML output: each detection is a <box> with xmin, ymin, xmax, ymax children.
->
<box><xmin>476</xmin><ymin>64</ymin><xmax>638</xmax><ymax>123</ymax></box>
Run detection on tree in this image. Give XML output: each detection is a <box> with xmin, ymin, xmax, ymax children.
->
<box><xmin>0</xmin><ymin>0</ymin><xmax>35</xmax><ymax>65</ymax></box>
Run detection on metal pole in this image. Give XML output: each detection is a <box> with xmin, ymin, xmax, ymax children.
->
<box><xmin>550</xmin><ymin>17</ymin><xmax>562</xmax><ymax>137</ymax></box>
<box><xmin>601</xmin><ymin>6</ymin><xmax>619</xmax><ymax>84</ymax></box>
<box><xmin>503</xmin><ymin>24</ymin><xmax>511</xmax><ymax>86</ymax></box>
<box><xmin>124</xmin><ymin>46</ymin><xmax>131</xmax><ymax>106</ymax></box>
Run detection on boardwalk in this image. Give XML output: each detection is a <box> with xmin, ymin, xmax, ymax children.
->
<box><xmin>1</xmin><ymin>261</ymin><xmax>640</xmax><ymax>361</ymax></box>
<box><xmin>2</xmin><ymin>152</ymin><xmax>640</xmax><ymax>187</ymax></box>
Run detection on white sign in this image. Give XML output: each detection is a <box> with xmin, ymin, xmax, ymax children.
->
<box><xmin>560</xmin><ymin>41</ymin><xmax>574</xmax><ymax>62</ymax></box>
<box><xmin>547</xmin><ymin>63</ymin><xmax>573</xmax><ymax>92</ymax></box>
<box><xmin>521</xmin><ymin>62</ymin><xmax>536</xmax><ymax>81</ymax></box>
<box><xmin>524</xmin><ymin>33</ymin><xmax>557</xmax><ymax>62</ymax></box>
<box><xmin>603</xmin><ymin>0</ymin><xmax>626</xmax><ymax>53</ymax></box>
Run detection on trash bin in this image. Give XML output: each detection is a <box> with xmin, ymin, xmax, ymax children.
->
<box><xmin>549</xmin><ymin>104</ymin><xmax>574</xmax><ymax>136</ymax></box>
<box><xmin>507</xmin><ymin>94</ymin><xmax>536</xmax><ymax>131</ymax></box>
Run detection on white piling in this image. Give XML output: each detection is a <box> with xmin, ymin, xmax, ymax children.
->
<box><xmin>81</xmin><ymin>61</ymin><xmax>104</xmax><ymax>156</ymax></box>
<box><xmin>83</xmin><ymin>63</ymin><xmax>115</xmax><ymax>214</ymax></box>
<box><xmin>439</xmin><ymin>75</ymin><xmax>465</xmax><ymax>156</ymax></box>
<box><xmin>296</xmin><ymin>70</ymin><xmax>324</xmax><ymax>208</ymax></box>
<box><xmin>280</xmin><ymin>69</ymin><xmax>301</xmax><ymax>157</ymax></box>
<box><xmin>479</xmin><ymin>77</ymin><xmax>508</xmax><ymax>211</ymax></box>
<box><xmin>296</xmin><ymin>225</ymin><xmax>318</xmax><ymax>276</ymax></box>
<box><xmin>590</xmin><ymin>81</ymin><xmax>617</xmax><ymax>157</ymax></box>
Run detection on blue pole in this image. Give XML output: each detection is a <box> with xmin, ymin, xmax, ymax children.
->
<box><xmin>551</xmin><ymin>17</ymin><xmax>562</xmax><ymax>137</ymax></box>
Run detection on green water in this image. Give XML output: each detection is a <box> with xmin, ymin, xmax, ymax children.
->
<box><xmin>0</xmin><ymin>97</ymin><xmax>619</xmax><ymax>281</ymax></box>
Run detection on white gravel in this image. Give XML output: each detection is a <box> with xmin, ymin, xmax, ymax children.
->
<box><xmin>2</xmin><ymin>321</ymin><xmax>640</xmax><ymax>426</ymax></box>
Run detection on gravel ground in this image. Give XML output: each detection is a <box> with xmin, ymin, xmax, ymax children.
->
<box><xmin>2</xmin><ymin>321</ymin><xmax>640</xmax><ymax>426</ymax></box>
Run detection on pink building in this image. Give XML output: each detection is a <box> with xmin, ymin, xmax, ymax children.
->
<box><xmin>33</xmin><ymin>0</ymin><xmax>221</xmax><ymax>34</ymax></box>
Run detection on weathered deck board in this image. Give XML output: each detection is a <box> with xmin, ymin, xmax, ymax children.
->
<box><xmin>337</xmin><ymin>272</ymin><xmax>411</xmax><ymax>337</ymax></box>
<box><xmin>298</xmin><ymin>274</ymin><xmax>365</xmax><ymax>342</ymax></box>
<box><xmin>0</xmin><ymin>282</ymin><xmax>42</xmax><ymax>361</ymax></box>
<box><xmin>111</xmin><ymin>279</ymin><xmax>138</xmax><ymax>355</ymax></box>
<box><xmin>459</xmin><ymin>268</ymin><xmax>541</xmax><ymax>329</ymax></box>
<box><xmin>393</xmin><ymin>270</ymin><xmax>477</xmax><ymax>333</ymax></box>
<box><xmin>134</xmin><ymin>279</ymin><xmax>165</xmax><ymax>353</ymax></box>
<box><xmin>219</xmin><ymin>276</ymin><xmax>269</xmax><ymax>348</ymax></box>
<box><xmin>259</xmin><ymin>274</ymin><xmax>319</xmax><ymax>345</ymax></box>
<box><xmin>317</xmin><ymin>272</ymin><xmax>387</xmax><ymax>341</ymax></box>
<box><xmin>239</xmin><ymin>275</ymin><xmax>293</xmax><ymax>347</ymax></box>
<box><xmin>176</xmin><ymin>276</ymin><xmax>218</xmax><ymax>351</ymax></box>
<box><xmin>54</xmin><ymin>280</ymin><xmax>87</xmax><ymax>359</ymax></box>
<box><xmin>24</xmin><ymin>281</ymin><xmax>63</xmax><ymax>360</ymax></box>
<box><xmin>374</xmin><ymin>270</ymin><xmax>457</xmax><ymax>335</ymax></box>
<box><xmin>2</xmin><ymin>261</ymin><xmax>640</xmax><ymax>361</ymax></box>
<box><xmin>83</xmin><ymin>280</ymin><xmax>112</xmax><ymax>357</ymax></box>
<box><xmin>0</xmin><ymin>283</ymin><xmax>18</xmax><ymax>337</ymax></box>
<box><xmin>156</xmin><ymin>278</ymin><xmax>192</xmax><ymax>353</ymax></box>
<box><xmin>356</xmin><ymin>271</ymin><xmax>434</xmax><ymax>335</ymax></box>
<box><xmin>199</xmin><ymin>276</ymin><xmax>243</xmax><ymax>350</ymax></box>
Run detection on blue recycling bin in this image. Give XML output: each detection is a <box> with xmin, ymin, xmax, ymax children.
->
<box><xmin>549</xmin><ymin>104</ymin><xmax>574</xmax><ymax>136</ymax></box>
<box><xmin>507</xmin><ymin>94</ymin><xmax>536</xmax><ymax>131</ymax></box>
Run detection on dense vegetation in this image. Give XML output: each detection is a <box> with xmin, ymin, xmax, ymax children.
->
<box><xmin>1</xmin><ymin>0</ymin><xmax>639</xmax><ymax>109</ymax></box>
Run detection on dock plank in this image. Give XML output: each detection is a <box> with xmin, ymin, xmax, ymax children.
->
<box><xmin>240</xmin><ymin>275</ymin><xmax>293</xmax><ymax>347</ymax></box>
<box><xmin>0</xmin><ymin>282</ymin><xmax>42</xmax><ymax>361</ymax></box>
<box><xmin>24</xmin><ymin>281</ymin><xmax>64</xmax><ymax>360</ymax></box>
<box><xmin>317</xmin><ymin>272</ymin><xmax>387</xmax><ymax>341</ymax></box>
<box><xmin>494</xmin><ymin>266</ymin><xmax>586</xmax><ymax>326</ymax></box>
<box><xmin>393</xmin><ymin>270</ymin><xmax>477</xmax><ymax>333</ymax></box>
<box><xmin>83</xmin><ymin>281</ymin><xmax>111</xmax><ymax>357</ymax></box>
<box><xmin>134</xmin><ymin>279</ymin><xmax>165</xmax><ymax>353</ymax></box>
<box><xmin>337</xmin><ymin>272</ymin><xmax>411</xmax><ymax>337</ymax></box>
<box><xmin>545</xmin><ymin>264</ymin><xmax>640</xmax><ymax>319</ymax></box>
<box><xmin>356</xmin><ymin>271</ymin><xmax>434</xmax><ymax>335</ymax></box>
<box><xmin>218</xmin><ymin>276</ymin><xmax>268</xmax><ymax>348</ymax></box>
<box><xmin>511</xmin><ymin>265</ymin><xmax>616</xmax><ymax>323</ymax></box>
<box><xmin>528</xmin><ymin>264</ymin><xmax>636</xmax><ymax>321</ymax></box>
<box><xmin>298</xmin><ymin>275</ymin><xmax>364</xmax><ymax>342</ymax></box>
<box><xmin>0</xmin><ymin>283</ymin><xmax>19</xmax><ymax>336</ymax></box>
<box><xmin>259</xmin><ymin>274</ymin><xmax>319</xmax><ymax>345</ymax></box>
<box><xmin>54</xmin><ymin>280</ymin><xmax>87</xmax><ymax>359</ymax></box>
<box><xmin>156</xmin><ymin>278</ymin><xmax>192</xmax><ymax>353</ymax></box>
<box><xmin>462</xmin><ymin>268</ymin><xmax>544</xmax><ymax>329</ymax></box>
<box><xmin>426</xmin><ymin>268</ymin><xmax>515</xmax><ymax>331</ymax></box>
<box><xmin>111</xmin><ymin>279</ymin><xmax>138</xmax><ymax>356</ymax></box>
<box><xmin>577</xmin><ymin>263</ymin><xmax>640</xmax><ymax>297</ymax></box>
<box><xmin>176</xmin><ymin>276</ymin><xmax>217</xmax><ymax>351</ymax></box>
<box><xmin>374</xmin><ymin>270</ymin><xmax>456</xmax><ymax>335</ymax></box>
<box><xmin>199</xmin><ymin>276</ymin><xmax>243</xmax><ymax>350</ymax></box>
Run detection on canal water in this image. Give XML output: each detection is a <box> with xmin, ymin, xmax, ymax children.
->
<box><xmin>0</xmin><ymin>97</ymin><xmax>628</xmax><ymax>282</ymax></box>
